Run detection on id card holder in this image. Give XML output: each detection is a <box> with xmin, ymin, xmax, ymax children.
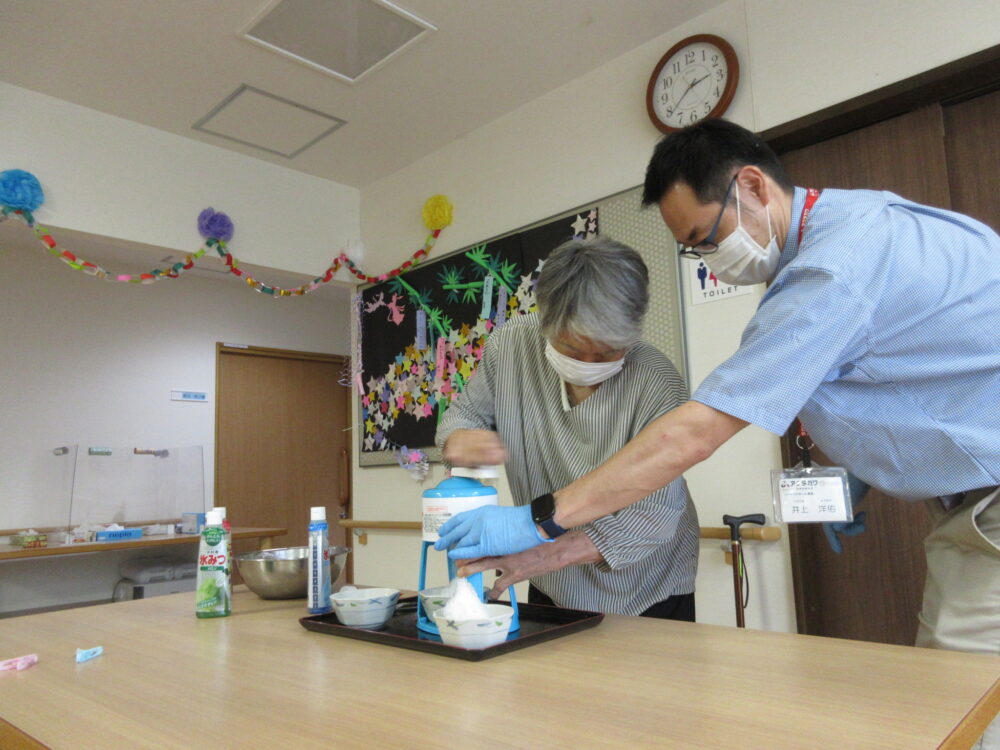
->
<box><xmin>771</xmin><ymin>464</ymin><xmax>853</xmax><ymax>523</ymax></box>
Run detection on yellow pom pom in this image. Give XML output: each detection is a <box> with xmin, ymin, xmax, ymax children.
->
<box><xmin>422</xmin><ymin>195</ymin><xmax>453</xmax><ymax>231</ymax></box>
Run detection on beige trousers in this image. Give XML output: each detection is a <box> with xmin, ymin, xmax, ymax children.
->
<box><xmin>917</xmin><ymin>487</ymin><xmax>1000</xmax><ymax>750</ymax></box>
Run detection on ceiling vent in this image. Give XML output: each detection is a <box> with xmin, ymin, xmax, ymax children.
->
<box><xmin>192</xmin><ymin>84</ymin><xmax>346</xmax><ymax>158</ymax></box>
<box><xmin>240</xmin><ymin>0</ymin><xmax>436</xmax><ymax>84</ymax></box>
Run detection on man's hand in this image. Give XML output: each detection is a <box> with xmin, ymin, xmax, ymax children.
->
<box><xmin>434</xmin><ymin>505</ymin><xmax>548</xmax><ymax>559</ymax></box>
<box><xmin>823</xmin><ymin>473</ymin><xmax>871</xmax><ymax>554</ymax></box>
<box><xmin>443</xmin><ymin>429</ymin><xmax>508</xmax><ymax>467</ymax></box>
<box><xmin>456</xmin><ymin>530</ymin><xmax>603</xmax><ymax>598</ymax></box>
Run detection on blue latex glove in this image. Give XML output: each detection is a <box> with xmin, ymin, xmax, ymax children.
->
<box><xmin>822</xmin><ymin>473</ymin><xmax>870</xmax><ymax>554</ymax></box>
<box><xmin>433</xmin><ymin>505</ymin><xmax>550</xmax><ymax>559</ymax></box>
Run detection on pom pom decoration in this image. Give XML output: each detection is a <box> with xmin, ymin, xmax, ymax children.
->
<box><xmin>422</xmin><ymin>194</ymin><xmax>453</xmax><ymax>231</ymax></box>
<box><xmin>197</xmin><ymin>207</ymin><xmax>234</xmax><ymax>242</ymax></box>
<box><xmin>0</xmin><ymin>169</ymin><xmax>45</xmax><ymax>212</ymax></box>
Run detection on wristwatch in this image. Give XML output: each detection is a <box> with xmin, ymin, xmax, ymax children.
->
<box><xmin>530</xmin><ymin>493</ymin><xmax>568</xmax><ymax>539</ymax></box>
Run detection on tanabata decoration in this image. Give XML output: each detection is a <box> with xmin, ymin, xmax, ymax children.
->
<box><xmin>359</xmin><ymin>207</ymin><xmax>599</xmax><ymax>461</ymax></box>
<box><xmin>0</xmin><ymin>169</ymin><xmax>453</xmax><ymax>295</ymax></box>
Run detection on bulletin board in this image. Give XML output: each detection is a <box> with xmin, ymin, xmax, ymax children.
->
<box><xmin>357</xmin><ymin>185</ymin><xmax>686</xmax><ymax>466</ymax></box>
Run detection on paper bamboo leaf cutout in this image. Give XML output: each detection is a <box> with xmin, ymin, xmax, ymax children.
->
<box><xmin>464</xmin><ymin>243</ymin><xmax>517</xmax><ymax>294</ymax></box>
<box><xmin>437</xmin><ymin>264</ymin><xmax>481</xmax><ymax>305</ymax></box>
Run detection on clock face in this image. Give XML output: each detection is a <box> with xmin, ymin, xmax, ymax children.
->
<box><xmin>647</xmin><ymin>35</ymin><xmax>738</xmax><ymax>132</ymax></box>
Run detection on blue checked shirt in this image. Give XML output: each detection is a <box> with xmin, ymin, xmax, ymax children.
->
<box><xmin>692</xmin><ymin>187</ymin><xmax>1000</xmax><ymax>499</ymax></box>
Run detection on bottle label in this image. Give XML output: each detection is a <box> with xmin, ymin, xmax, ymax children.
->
<box><xmin>196</xmin><ymin>530</ymin><xmax>231</xmax><ymax>616</ymax></box>
<box><xmin>308</xmin><ymin>526</ymin><xmax>332</xmax><ymax>614</ymax></box>
<box><xmin>203</xmin><ymin>526</ymin><xmax>223</xmax><ymax>546</ymax></box>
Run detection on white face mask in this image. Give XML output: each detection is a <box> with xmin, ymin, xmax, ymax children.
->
<box><xmin>704</xmin><ymin>184</ymin><xmax>780</xmax><ymax>286</ymax></box>
<box><xmin>544</xmin><ymin>342</ymin><xmax>624</xmax><ymax>386</ymax></box>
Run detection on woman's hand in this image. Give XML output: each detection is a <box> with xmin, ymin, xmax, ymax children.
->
<box><xmin>443</xmin><ymin>429</ymin><xmax>508</xmax><ymax>467</ymax></box>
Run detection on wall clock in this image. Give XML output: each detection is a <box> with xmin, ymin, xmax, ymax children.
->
<box><xmin>646</xmin><ymin>34</ymin><xmax>739</xmax><ymax>133</ymax></box>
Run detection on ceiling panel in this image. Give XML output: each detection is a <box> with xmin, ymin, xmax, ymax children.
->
<box><xmin>0</xmin><ymin>0</ymin><xmax>723</xmax><ymax>187</ymax></box>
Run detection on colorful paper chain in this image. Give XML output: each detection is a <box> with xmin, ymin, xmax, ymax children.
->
<box><xmin>209</xmin><ymin>229</ymin><xmax>442</xmax><ymax>296</ymax></box>
<box><xmin>2</xmin><ymin>207</ymin><xmax>208</xmax><ymax>283</ymax></box>
<box><xmin>1</xmin><ymin>203</ymin><xmax>447</xmax><ymax>296</ymax></box>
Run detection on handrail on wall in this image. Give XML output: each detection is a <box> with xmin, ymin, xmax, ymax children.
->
<box><xmin>339</xmin><ymin>519</ymin><xmax>781</xmax><ymax>546</ymax></box>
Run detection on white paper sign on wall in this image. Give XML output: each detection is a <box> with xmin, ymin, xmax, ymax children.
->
<box><xmin>685</xmin><ymin>259</ymin><xmax>755</xmax><ymax>305</ymax></box>
<box><xmin>171</xmin><ymin>390</ymin><xmax>209</xmax><ymax>403</ymax></box>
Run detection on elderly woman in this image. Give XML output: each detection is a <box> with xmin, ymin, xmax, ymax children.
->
<box><xmin>435</xmin><ymin>236</ymin><xmax>699</xmax><ymax>619</ymax></box>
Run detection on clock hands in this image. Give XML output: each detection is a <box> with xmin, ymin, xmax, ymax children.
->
<box><xmin>674</xmin><ymin>73</ymin><xmax>712</xmax><ymax>110</ymax></box>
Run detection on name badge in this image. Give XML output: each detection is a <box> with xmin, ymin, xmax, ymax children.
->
<box><xmin>771</xmin><ymin>464</ymin><xmax>853</xmax><ymax>523</ymax></box>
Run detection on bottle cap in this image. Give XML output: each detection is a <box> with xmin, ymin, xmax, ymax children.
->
<box><xmin>451</xmin><ymin>466</ymin><xmax>499</xmax><ymax>480</ymax></box>
<box><xmin>206</xmin><ymin>510</ymin><xmax>223</xmax><ymax>526</ymax></box>
<box><xmin>310</xmin><ymin>506</ymin><xmax>327</xmax><ymax>521</ymax></box>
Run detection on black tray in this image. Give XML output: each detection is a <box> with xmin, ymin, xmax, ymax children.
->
<box><xmin>300</xmin><ymin>596</ymin><xmax>604</xmax><ymax>661</ymax></box>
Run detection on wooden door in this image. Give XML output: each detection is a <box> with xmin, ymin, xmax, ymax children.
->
<box><xmin>216</xmin><ymin>345</ymin><xmax>352</xmax><ymax>584</ymax></box>
<box><xmin>778</xmin><ymin>106</ymin><xmax>949</xmax><ymax>645</ymax></box>
<box><xmin>944</xmin><ymin>88</ymin><xmax>1000</xmax><ymax>230</ymax></box>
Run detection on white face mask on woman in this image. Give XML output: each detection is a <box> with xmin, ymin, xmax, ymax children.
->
<box><xmin>704</xmin><ymin>184</ymin><xmax>780</xmax><ymax>286</ymax></box>
<box><xmin>544</xmin><ymin>342</ymin><xmax>625</xmax><ymax>386</ymax></box>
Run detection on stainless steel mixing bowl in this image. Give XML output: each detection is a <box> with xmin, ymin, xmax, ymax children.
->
<box><xmin>236</xmin><ymin>546</ymin><xmax>350</xmax><ymax>599</ymax></box>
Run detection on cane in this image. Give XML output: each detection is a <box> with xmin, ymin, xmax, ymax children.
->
<box><xmin>722</xmin><ymin>513</ymin><xmax>766</xmax><ymax>628</ymax></box>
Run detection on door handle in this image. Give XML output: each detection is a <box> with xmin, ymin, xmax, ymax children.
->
<box><xmin>339</xmin><ymin>447</ymin><xmax>350</xmax><ymax>512</ymax></box>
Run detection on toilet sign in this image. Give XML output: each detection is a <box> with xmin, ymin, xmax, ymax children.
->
<box><xmin>685</xmin><ymin>260</ymin><xmax>755</xmax><ymax>305</ymax></box>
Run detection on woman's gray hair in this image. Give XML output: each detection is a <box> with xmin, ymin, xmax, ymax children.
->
<box><xmin>535</xmin><ymin>236</ymin><xmax>649</xmax><ymax>350</ymax></box>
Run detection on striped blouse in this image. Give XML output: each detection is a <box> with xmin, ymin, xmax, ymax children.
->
<box><xmin>436</xmin><ymin>314</ymin><xmax>698</xmax><ymax>615</ymax></box>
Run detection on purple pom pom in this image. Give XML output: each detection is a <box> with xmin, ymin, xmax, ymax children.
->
<box><xmin>0</xmin><ymin>169</ymin><xmax>45</xmax><ymax>212</ymax></box>
<box><xmin>197</xmin><ymin>207</ymin><xmax>234</xmax><ymax>242</ymax></box>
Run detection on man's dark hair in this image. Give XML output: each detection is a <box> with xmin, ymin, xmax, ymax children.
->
<box><xmin>641</xmin><ymin>118</ymin><xmax>794</xmax><ymax>207</ymax></box>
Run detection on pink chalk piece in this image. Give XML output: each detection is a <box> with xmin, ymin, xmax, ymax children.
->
<box><xmin>0</xmin><ymin>653</ymin><xmax>38</xmax><ymax>672</ymax></box>
<box><xmin>117</xmin><ymin>274</ymin><xmax>132</xmax><ymax>282</ymax></box>
<box><xmin>354</xmin><ymin>373</ymin><xmax>364</xmax><ymax>395</ymax></box>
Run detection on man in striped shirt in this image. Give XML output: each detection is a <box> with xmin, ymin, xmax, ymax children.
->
<box><xmin>435</xmin><ymin>237</ymin><xmax>699</xmax><ymax>619</ymax></box>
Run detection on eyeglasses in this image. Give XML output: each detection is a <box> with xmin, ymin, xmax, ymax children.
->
<box><xmin>677</xmin><ymin>176</ymin><xmax>737</xmax><ymax>259</ymax></box>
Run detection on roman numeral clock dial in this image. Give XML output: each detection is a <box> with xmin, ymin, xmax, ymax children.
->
<box><xmin>646</xmin><ymin>34</ymin><xmax>740</xmax><ymax>133</ymax></box>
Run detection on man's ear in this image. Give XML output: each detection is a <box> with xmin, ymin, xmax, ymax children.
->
<box><xmin>735</xmin><ymin>165</ymin><xmax>771</xmax><ymax>206</ymax></box>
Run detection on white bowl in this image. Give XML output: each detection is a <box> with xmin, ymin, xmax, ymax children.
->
<box><xmin>432</xmin><ymin>604</ymin><xmax>515</xmax><ymax>649</ymax></box>
<box><xmin>418</xmin><ymin>585</ymin><xmax>454</xmax><ymax>621</ymax></box>
<box><xmin>331</xmin><ymin>587</ymin><xmax>401</xmax><ymax>629</ymax></box>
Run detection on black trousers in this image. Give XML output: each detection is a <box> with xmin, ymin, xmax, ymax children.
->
<box><xmin>528</xmin><ymin>583</ymin><xmax>695</xmax><ymax>622</ymax></box>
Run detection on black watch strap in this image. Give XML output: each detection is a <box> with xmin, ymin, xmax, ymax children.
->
<box><xmin>530</xmin><ymin>493</ymin><xmax>567</xmax><ymax>539</ymax></box>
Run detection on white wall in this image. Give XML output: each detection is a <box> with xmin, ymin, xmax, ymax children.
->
<box><xmin>351</xmin><ymin>0</ymin><xmax>1000</xmax><ymax>630</ymax></box>
<box><xmin>0</xmin><ymin>80</ymin><xmax>361</xmax><ymax>277</ymax></box>
<box><xmin>0</xmin><ymin>237</ymin><xmax>351</xmax><ymax>614</ymax></box>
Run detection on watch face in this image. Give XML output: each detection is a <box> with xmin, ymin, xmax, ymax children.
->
<box><xmin>531</xmin><ymin>493</ymin><xmax>556</xmax><ymax>524</ymax></box>
<box><xmin>651</xmin><ymin>40</ymin><xmax>730</xmax><ymax>130</ymax></box>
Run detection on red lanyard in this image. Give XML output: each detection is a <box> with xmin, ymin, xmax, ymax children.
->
<box><xmin>796</xmin><ymin>419</ymin><xmax>814</xmax><ymax>467</ymax></box>
<box><xmin>792</xmin><ymin>189</ymin><xmax>821</xmax><ymax>465</ymax></box>
<box><xmin>799</xmin><ymin>188</ymin><xmax>820</xmax><ymax>241</ymax></box>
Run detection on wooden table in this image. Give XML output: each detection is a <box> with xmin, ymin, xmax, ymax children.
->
<box><xmin>0</xmin><ymin>588</ymin><xmax>997</xmax><ymax>749</ymax></box>
<box><xmin>0</xmin><ymin>527</ymin><xmax>287</xmax><ymax>561</ymax></box>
